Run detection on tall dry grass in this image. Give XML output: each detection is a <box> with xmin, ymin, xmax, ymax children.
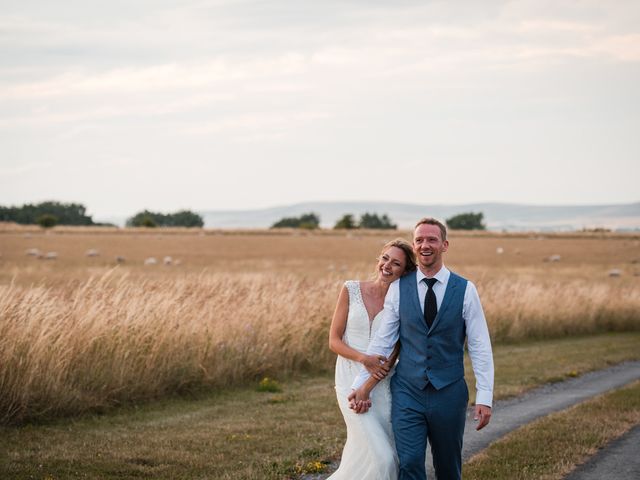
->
<box><xmin>0</xmin><ymin>270</ymin><xmax>339</xmax><ymax>424</ymax></box>
<box><xmin>479</xmin><ymin>279</ymin><xmax>640</xmax><ymax>339</ymax></box>
<box><xmin>1</xmin><ymin>268</ymin><xmax>639</xmax><ymax>425</ymax></box>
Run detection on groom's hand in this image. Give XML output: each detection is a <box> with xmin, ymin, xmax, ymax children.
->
<box><xmin>474</xmin><ymin>404</ymin><xmax>492</xmax><ymax>430</ymax></box>
<box><xmin>362</xmin><ymin>354</ymin><xmax>389</xmax><ymax>380</ymax></box>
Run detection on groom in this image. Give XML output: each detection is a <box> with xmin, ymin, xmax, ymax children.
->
<box><xmin>349</xmin><ymin>217</ymin><xmax>494</xmax><ymax>480</ymax></box>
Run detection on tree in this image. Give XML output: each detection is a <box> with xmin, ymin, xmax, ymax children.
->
<box><xmin>0</xmin><ymin>201</ymin><xmax>94</xmax><ymax>225</ymax></box>
<box><xmin>359</xmin><ymin>212</ymin><xmax>397</xmax><ymax>229</ymax></box>
<box><xmin>297</xmin><ymin>213</ymin><xmax>320</xmax><ymax>229</ymax></box>
<box><xmin>446</xmin><ymin>212</ymin><xmax>486</xmax><ymax>230</ymax></box>
<box><xmin>169</xmin><ymin>210</ymin><xmax>204</xmax><ymax>228</ymax></box>
<box><xmin>140</xmin><ymin>215</ymin><xmax>157</xmax><ymax>228</ymax></box>
<box><xmin>36</xmin><ymin>214</ymin><xmax>58</xmax><ymax>228</ymax></box>
<box><xmin>334</xmin><ymin>214</ymin><xmax>357</xmax><ymax>229</ymax></box>
<box><xmin>126</xmin><ymin>209</ymin><xmax>203</xmax><ymax>228</ymax></box>
<box><xmin>127</xmin><ymin>210</ymin><xmax>160</xmax><ymax>227</ymax></box>
<box><xmin>271</xmin><ymin>212</ymin><xmax>320</xmax><ymax>229</ymax></box>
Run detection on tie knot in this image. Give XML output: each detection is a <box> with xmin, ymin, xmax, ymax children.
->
<box><xmin>424</xmin><ymin>277</ymin><xmax>438</xmax><ymax>288</ymax></box>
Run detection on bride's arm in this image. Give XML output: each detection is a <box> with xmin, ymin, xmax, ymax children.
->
<box><xmin>348</xmin><ymin>342</ymin><xmax>400</xmax><ymax>413</ymax></box>
<box><xmin>329</xmin><ymin>286</ymin><xmax>388</xmax><ymax>376</ymax></box>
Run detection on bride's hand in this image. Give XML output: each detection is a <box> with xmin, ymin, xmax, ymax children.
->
<box><xmin>348</xmin><ymin>388</ymin><xmax>372</xmax><ymax>414</ymax></box>
<box><xmin>362</xmin><ymin>354</ymin><xmax>389</xmax><ymax>380</ymax></box>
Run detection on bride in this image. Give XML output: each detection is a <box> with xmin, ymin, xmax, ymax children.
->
<box><xmin>328</xmin><ymin>238</ymin><xmax>416</xmax><ymax>479</ymax></box>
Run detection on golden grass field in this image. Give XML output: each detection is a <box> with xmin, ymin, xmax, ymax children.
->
<box><xmin>1</xmin><ymin>225</ymin><xmax>639</xmax><ymax>425</ymax></box>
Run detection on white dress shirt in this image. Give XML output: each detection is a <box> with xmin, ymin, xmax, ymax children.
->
<box><xmin>351</xmin><ymin>265</ymin><xmax>495</xmax><ymax>407</ymax></box>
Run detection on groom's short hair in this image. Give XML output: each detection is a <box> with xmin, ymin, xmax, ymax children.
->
<box><xmin>415</xmin><ymin>217</ymin><xmax>447</xmax><ymax>241</ymax></box>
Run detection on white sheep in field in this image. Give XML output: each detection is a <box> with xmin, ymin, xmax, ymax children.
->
<box><xmin>26</xmin><ymin>248</ymin><xmax>41</xmax><ymax>257</ymax></box>
<box><xmin>496</xmin><ymin>247</ymin><xmax>504</xmax><ymax>254</ymax></box>
<box><xmin>144</xmin><ymin>257</ymin><xmax>157</xmax><ymax>266</ymax></box>
<box><xmin>544</xmin><ymin>254</ymin><xmax>562</xmax><ymax>262</ymax></box>
<box><xmin>163</xmin><ymin>256</ymin><xmax>173</xmax><ymax>266</ymax></box>
<box><xmin>86</xmin><ymin>249</ymin><xmax>100</xmax><ymax>257</ymax></box>
<box><xmin>44</xmin><ymin>252</ymin><xmax>58</xmax><ymax>260</ymax></box>
<box><xmin>608</xmin><ymin>269</ymin><xmax>622</xmax><ymax>277</ymax></box>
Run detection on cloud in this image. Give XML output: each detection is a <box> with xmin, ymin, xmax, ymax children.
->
<box><xmin>594</xmin><ymin>34</ymin><xmax>640</xmax><ymax>61</ymax></box>
<box><xmin>183</xmin><ymin>111</ymin><xmax>331</xmax><ymax>137</ymax></box>
<box><xmin>0</xmin><ymin>161</ymin><xmax>53</xmax><ymax>176</ymax></box>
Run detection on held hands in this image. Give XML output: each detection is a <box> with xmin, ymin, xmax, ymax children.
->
<box><xmin>474</xmin><ymin>404</ymin><xmax>492</xmax><ymax>430</ymax></box>
<box><xmin>347</xmin><ymin>387</ymin><xmax>372</xmax><ymax>414</ymax></box>
<box><xmin>361</xmin><ymin>354</ymin><xmax>389</xmax><ymax>380</ymax></box>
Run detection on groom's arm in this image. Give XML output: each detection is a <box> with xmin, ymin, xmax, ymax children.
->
<box><xmin>350</xmin><ymin>280</ymin><xmax>401</xmax><ymax>391</ymax></box>
<box><xmin>464</xmin><ymin>281</ymin><xmax>494</xmax><ymax>430</ymax></box>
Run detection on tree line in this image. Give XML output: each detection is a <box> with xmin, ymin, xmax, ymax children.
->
<box><xmin>1</xmin><ymin>201</ymin><xmax>486</xmax><ymax>231</ymax></box>
<box><xmin>270</xmin><ymin>212</ymin><xmax>397</xmax><ymax>230</ymax></box>
<box><xmin>0</xmin><ymin>201</ymin><xmax>204</xmax><ymax>228</ymax></box>
<box><xmin>0</xmin><ymin>201</ymin><xmax>95</xmax><ymax>227</ymax></box>
<box><xmin>126</xmin><ymin>210</ymin><xmax>203</xmax><ymax>228</ymax></box>
<box><xmin>270</xmin><ymin>211</ymin><xmax>486</xmax><ymax>231</ymax></box>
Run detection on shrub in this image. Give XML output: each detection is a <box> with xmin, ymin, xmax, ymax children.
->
<box><xmin>271</xmin><ymin>213</ymin><xmax>320</xmax><ymax>229</ymax></box>
<box><xmin>446</xmin><ymin>212</ymin><xmax>486</xmax><ymax>230</ymax></box>
<box><xmin>359</xmin><ymin>212</ymin><xmax>396</xmax><ymax>229</ymax></box>
<box><xmin>36</xmin><ymin>214</ymin><xmax>58</xmax><ymax>228</ymax></box>
<box><xmin>257</xmin><ymin>377</ymin><xmax>282</xmax><ymax>393</ymax></box>
<box><xmin>334</xmin><ymin>214</ymin><xmax>357</xmax><ymax>229</ymax></box>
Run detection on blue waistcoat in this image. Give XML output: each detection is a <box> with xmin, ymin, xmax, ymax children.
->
<box><xmin>395</xmin><ymin>270</ymin><xmax>468</xmax><ymax>390</ymax></box>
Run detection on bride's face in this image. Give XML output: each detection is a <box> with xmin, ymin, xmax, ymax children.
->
<box><xmin>376</xmin><ymin>246</ymin><xmax>407</xmax><ymax>283</ymax></box>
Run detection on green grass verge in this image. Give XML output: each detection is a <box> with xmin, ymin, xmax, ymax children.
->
<box><xmin>466</xmin><ymin>331</ymin><xmax>640</xmax><ymax>401</ymax></box>
<box><xmin>1</xmin><ymin>332</ymin><xmax>638</xmax><ymax>479</ymax></box>
<box><xmin>464</xmin><ymin>381</ymin><xmax>640</xmax><ymax>480</ymax></box>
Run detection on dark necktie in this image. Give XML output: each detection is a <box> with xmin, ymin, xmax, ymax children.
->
<box><xmin>423</xmin><ymin>277</ymin><xmax>438</xmax><ymax>329</ymax></box>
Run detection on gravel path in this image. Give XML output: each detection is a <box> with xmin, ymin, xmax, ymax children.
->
<box><xmin>563</xmin><ymin>425</ymin><xmax>640</xmax><ymax>480</ymax></box>
<box><xmin>306</xmin><ymin>361</ymin><xmax>640</xmax><ymax>479</ymax></box>
<box><xmin>457</xmin><ymin>360</ymin><xmax>640</xmax><ymax>462</ymax></box>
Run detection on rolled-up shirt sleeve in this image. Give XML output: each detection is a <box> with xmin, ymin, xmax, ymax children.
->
<box><xmin>464</xmin><ymin>281</ymin><xmax>494</xmax><ymax>407</ymax></box>
<box><xmin>350</xmin><ymin>280</ymin><xmax>401</xmax><ymax>390</ymax></box>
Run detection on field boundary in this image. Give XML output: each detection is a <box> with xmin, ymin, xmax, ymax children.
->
<box><xmin>2</xmin><ymin>222</ymin><xmax>639</xmax><ymax>239</ymax></box>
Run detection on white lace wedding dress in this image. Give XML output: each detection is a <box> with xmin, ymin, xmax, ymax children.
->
<box><xmin>329</xmin><ymin>281</ymin><xmax>398</xmax><ymax>480</ymax></box>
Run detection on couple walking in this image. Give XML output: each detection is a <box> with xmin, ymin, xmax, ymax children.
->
<box><xmin>328</xmin><ymin>217</ymin><xmax>494</xmax><ymax>480</ymax></box>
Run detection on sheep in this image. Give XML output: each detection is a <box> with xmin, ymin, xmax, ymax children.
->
<box><xmin>115</xmin><ymin>255</ymin><xmax>126</xmax><ymax>264</ymax></box>
<box><xmin>26</xmin><ymin>248</ymin><xmax>41</xmax><ymax>257</ymax></box>
<box><xmin>544</xmin><ymin>254</ymin><xmax>561</xmax><ymax>262</ymax></box>
<box><xmin>86</xmin><ymin>249</ymin><xmax>100</xmax><ymax>257</ymax></box>
<box><xmin>163</xmin><ymin>256</ymin><xmax>173</xmax><ymax>266</ymax></box>
<box><xmin>144</xmin><ymin>257</ymin><xmax>157</xmax><ymax>266</ymax></box>
<box><xmin>607</xmin><ymin>269</ymin><xmax>622</xmax><ymax>277</ymax></box>
<box><xmin>44</xmin><ymin>252</ymin><xmax>58</xmax><ymax>260</ymax></box>
<box><xmin>496</xmin><ymin>247</ymin><xmax>504</xmax><ymax>255</ymax></box>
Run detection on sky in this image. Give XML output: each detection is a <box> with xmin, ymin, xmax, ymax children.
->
<box><xmin>1</xmin><ymin>0</ymin><xmax>639</xmax><ymax>220</ymax></box>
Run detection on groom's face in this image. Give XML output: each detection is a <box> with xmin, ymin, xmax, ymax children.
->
<box><xmin>413</xmin><ymin>223</ymin><xmax>449</xmax><ymax>271</ymax></box>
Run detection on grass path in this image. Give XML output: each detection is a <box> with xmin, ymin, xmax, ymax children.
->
<box><xmin>1</xmin><ymin>332</ymin><xmax>639</xmax><ymax>480</ymax></box>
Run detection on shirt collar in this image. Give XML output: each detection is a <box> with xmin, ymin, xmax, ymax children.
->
<box><xmin>416</xmin><ymin>265</ymin><xmax>450</xmax><ymax>285</ymax></box>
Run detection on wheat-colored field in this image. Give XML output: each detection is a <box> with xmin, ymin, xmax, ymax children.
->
<box><xmin>1</xmin><ymin>226</ymin><xmax>639</xmax><ymax>424</ymax></box>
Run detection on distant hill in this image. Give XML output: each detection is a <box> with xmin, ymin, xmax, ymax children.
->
<box><xmin>196</xmin><ymin>201</ymin><xmax>640</xmax><ymax>231</ymax></box>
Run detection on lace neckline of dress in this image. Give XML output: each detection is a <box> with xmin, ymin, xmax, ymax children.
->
<box><xmin>356</xmin><ymin>281</ymin><xmax>384</xmax><ymax>325</ymax></box>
